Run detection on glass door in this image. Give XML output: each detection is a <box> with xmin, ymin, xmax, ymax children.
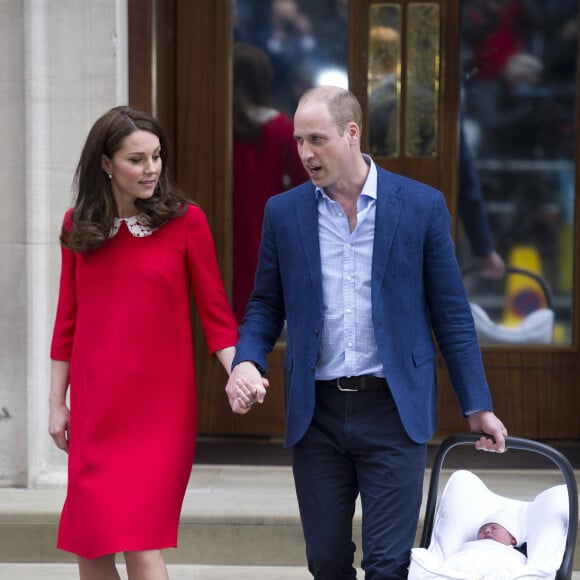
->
<box><xmin>456</xmin><ymin>0</ymin><xmax>578</xmax><ymax>348</ymax></box>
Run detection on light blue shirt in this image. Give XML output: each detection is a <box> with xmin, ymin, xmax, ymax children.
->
<box><xmin>315</xmin><ymin>155</ymin><xmax>384</xmax><ymax>380</ymax></box>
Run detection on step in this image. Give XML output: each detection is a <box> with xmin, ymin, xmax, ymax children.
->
<box><xmin>0</xmin><ymin>563</ymin><xmax>363</xmax><ymax>579</ymax></box>
<box><xmin>0</xmin><ymin>466</ymin><xmax>578</xmax><ymax>569</ymax></box>
<box><xmin>0</xmin><ymin>564</ymin><xmax>579</xmax><ymax>580</ymax></box>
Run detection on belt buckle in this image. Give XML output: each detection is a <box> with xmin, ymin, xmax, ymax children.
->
<box><xmin>336</xmin><ymin>377</ymin><xmax>358</xmax><ymax>392</ymax></box>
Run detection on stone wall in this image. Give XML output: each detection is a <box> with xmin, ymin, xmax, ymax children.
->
<box><xmin>0</xmin><ymin>0</ymin><xmax>128</xmax><ymax>487</ymax></box>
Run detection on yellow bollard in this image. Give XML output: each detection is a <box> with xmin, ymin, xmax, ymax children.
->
<box><xmin>502</xmin><ymin>245</ymin><xmax>547</xmax><ymax>328</ymax></box>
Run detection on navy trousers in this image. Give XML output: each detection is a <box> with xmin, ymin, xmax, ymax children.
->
<box><xmin>292</xmin><ymin>384</ymin><xmax>426</xmax><ymax>579</ymax></box>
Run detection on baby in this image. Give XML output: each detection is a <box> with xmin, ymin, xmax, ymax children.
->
<box><xmin>477</xmin><ymin>520</ymin><xmax>517</xmax><ymax>546</ymax></box>
<box><xmin>441</xmin><ymin>509</ymin><xmax>527</xmax><ymax>579</ymax></box>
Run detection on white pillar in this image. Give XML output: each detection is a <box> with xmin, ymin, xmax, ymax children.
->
<box><xmin>20</xmin><ymin>0</ymin><xmax>128</xmax><ymax>487</ymax></box>
<box><xmin>0</xmin><ymin>0</ymin><xmax>27</xmax><ymax>487</ymax></box>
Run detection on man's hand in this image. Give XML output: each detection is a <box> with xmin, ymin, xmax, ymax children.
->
<box><xmin>477</xmin><ymin>251</ymin><xmax>506</xmax><ymax>279</ymax></box>
<box><xmin>467</xmin><ymin>410</ymin><xmax>508</xmax><ymax>453</ymax></box>
<box><xmin>225</xmin><ymin>361</ymin><xmax>269</xmax><ymax>414</ymax></box>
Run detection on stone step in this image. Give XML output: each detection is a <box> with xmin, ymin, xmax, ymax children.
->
<box><xmin>0</xmin><ymin>563</ymin><xmax>349</xmax><ymax>579</ymax></box>
<box><xmin>0</xmin><ymin>466</ymin><xmax>578</xmax><ymax>570</ymax></box>
<box><xmin>1</xmin><ymin>564</ymin><xmax>579</xmax><ymax>580</ymax></box>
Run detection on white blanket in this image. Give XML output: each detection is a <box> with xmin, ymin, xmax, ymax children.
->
<box><xmin>411</xmin><ymin>540</ymin><xmax>527</xmax><ymax>580</ymax></box>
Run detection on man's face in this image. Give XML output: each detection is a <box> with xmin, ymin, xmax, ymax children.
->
<box><xmin>293</xmin><ymin>99</ymin><xmax>353</xmax><ymax>190</ymax></box>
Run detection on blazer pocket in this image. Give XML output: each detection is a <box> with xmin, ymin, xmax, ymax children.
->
<box><xmin>412</xmin><ymin>341</ymin><xmax>437</xmax><ymax>367</ymax></box>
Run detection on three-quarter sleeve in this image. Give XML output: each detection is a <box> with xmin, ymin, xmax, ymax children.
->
<box><xmin>50</xmin><ymin>213</ymin><xmax>78</xmax><ymax>361</ymax></box>
<box><xmin>184</xmin><ymin>205</ymin><xmax>238</xmax><ymax>354</ymax></box>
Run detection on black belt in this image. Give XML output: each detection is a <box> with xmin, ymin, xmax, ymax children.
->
<box><xmin>316</xmin><ymin>375</ymin><xmax>388</xmax><ymax>392</ymax></box>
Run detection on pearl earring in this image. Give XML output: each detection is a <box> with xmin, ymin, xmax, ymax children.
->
<box><xmin>107</xmin><ymin>173</ymin><xmax>112</xmax><ymax>179</ymax></box>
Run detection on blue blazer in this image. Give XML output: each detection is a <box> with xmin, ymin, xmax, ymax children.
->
<box><xmin>234</xmin><ymin>166</ymin><xmax>493</xmax><ymax>447</ymax></box>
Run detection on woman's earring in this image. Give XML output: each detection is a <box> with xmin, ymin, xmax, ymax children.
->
<box><xmin>107</xmin><ymin>173</ymin><xmax>112</xmax><ymax>179</ymax></box>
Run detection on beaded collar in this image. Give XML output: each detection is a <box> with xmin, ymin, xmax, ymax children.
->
<box><xmin>110</xmin><ymin>215</ymin><xmax>156</xmax><ymax>238</ymax></box>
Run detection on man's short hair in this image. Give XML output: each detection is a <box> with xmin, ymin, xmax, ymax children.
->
<box><xmin>301</xmin><ymin>86</ymin><xmax>363</xmax><ymax>136</ymax></box>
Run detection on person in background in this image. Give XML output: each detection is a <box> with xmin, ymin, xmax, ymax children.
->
<box><xmin>458</xmin><ymin>122</ymin><xmax>506</xmax><ymax>278</ymax></box>
<box><xmin>232</xmin><ymin>42</ymin><xmax>307</xmax><ymax>322</ymax></box>
<box><xmin>226</xmin><ymin>86</ymin><xmax>507</xmax><ymax>579</ymax></box>
<box><xmin>368</xmin><ymin>23</ymin><xmax>505</xmax><ymax>278</ymax></box>
<box><xmin>367</xmin><ymin>25</ymin><xmax>401</xmax><ymax>158</ymax></box>
<box><xmin>251</xmin><ymin>0</ymin><xmax>318</xmax><ymax>115</ymax></box>
<box><xmin>49</xmin><ymin>106</ymin><xmax>238</xmax><ymax>579</ymax></box>
<box><xmin>315</xmin><ymin>0</ymin><xmax>349</xmax><ymax>70</ymax></box>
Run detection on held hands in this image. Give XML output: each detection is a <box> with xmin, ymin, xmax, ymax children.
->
<box><xmin>225</xmin><ymin>361</ymin><xmax>269</xmax><ymax>414</ymax></box>
<box><xmin>467</xmin><ymin>410</ymin><xmax>508</xmax><ymax>453</ymax></box>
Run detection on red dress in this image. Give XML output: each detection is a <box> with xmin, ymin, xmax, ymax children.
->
<box><xmin>232</xmin><ymin>112</ymin><xmax>307</xmax><ymax>321</ymax></box>
<box><xmin>50</xmin><ymin>204</ymin><xmax>238</xmax><ymax>559</ymax></box>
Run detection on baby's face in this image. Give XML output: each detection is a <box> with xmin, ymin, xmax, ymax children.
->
<box><xmin>477</xmin><ymin>522</ymin><xmax>516</xmax><ymax>545</ymax></box>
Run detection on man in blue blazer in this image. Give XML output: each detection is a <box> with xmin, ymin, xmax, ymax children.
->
<box><xmin>226</xmin><ymin>86</ymin><xmax>507</xmax><ymax>579</ymax></box>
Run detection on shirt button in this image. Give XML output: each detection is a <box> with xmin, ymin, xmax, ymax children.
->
<box><xmin>346</xmin><ymin>308</ymin><xmax>352</xmax><ymax>314</ymax></box>
<box><xmin>347</xmin><ymin>342</ymin><xmax>353</xmax><ymax>348</ymax></box>
<box><xmin>346</xmin><ymin>275</ymin><xmax>352</xmax><ymax>281</ymax></box>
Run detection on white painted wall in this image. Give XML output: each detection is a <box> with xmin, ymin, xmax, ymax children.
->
<box><xmin>0</xmin><ymin>0</ymin><xmax>128</xmax><ymax>487</ymax></box>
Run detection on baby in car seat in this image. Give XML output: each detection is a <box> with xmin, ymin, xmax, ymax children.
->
<box><xmin>441</xmin><ymin>509</ymin><xmax>526</xmax><ymax>579</ymax></box>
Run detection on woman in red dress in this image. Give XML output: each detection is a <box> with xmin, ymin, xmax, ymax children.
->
<box><xmin>49</xmin><ymin>106</ymin><xmax>241</xmax><ymax>579</ymax></box>
<box><xmin>232</xmin><ymin>43</ymin><xmax>307</xmax><ymax>321</ymax></box>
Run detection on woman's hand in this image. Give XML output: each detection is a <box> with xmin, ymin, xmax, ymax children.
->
<box><xmin>49</xmin><ymin>359</ymin><xmax>71</xmax><ymax>452</ymax></box>
<box><xmin>49</xmin><ymin>402</ymin><xmax>70</xmax><ymax>453</ymax></box>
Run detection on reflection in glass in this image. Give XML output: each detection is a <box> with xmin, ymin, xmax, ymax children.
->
<box><xmin>233</xmin><ymin>0</ymin><xmax>349</xmax><ymax>116</ymax></box>
<box><xmin>368</xmin><ymin>5</ymin><xmax>401</xmax><ymax>157</ymax></box>
<box><xmin>232</xmin><ymin>0</ymin><xmax>349</xmax><ymax>342</ymax></box>
<box><xmin>406</xmin><ymin>3</ymin><xmax>439</xmax><ymax>157</ymax></box>
<box><xmin>457</xmin><ymin>1</ymin><xmax>577</xmax><ymax>346</ymax></box>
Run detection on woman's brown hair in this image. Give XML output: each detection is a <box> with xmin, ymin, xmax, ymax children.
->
<box><xmin>233</xmin><ymin>43</ymin><xmax>275</xmax><ymax>142</ymax></box>
<box><xmin>62</xmin><ymin>106</ymin><xmax>189</xmax><ymax>252</ymax></box>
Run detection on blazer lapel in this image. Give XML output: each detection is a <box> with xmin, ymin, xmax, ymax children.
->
<box><xmin>295</xmin><ymin>184</ymin><xmax>323</xmax><ymax>289</ymax></box>
<box><xmin>373</xmin><ymin>169</ymin><xmax>403</xmax><ymax>287</ymax></box>
<box><xmin>292</xmin><ymin>173</ymin><xmax>400</xmax><ymax>291</ymax></box>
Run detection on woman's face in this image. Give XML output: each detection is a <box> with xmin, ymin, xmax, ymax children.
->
<box><xmin>102</xmin><ymin>130</ymin><xmax>162</xmax><ymax>217</ymax></box>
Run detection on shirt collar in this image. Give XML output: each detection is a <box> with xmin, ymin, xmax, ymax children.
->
<box><xmin>315</xmin><ymin>154</ymin><xmax>377</xmax><ymax>201</ymax></box>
